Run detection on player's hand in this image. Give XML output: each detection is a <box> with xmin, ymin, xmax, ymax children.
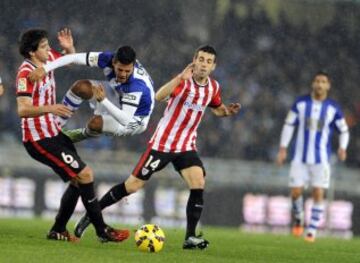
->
<box><xmin>276</xmin><ymin>147</ymin><xmax>287</xmax><ymax>166</ymax></box>
<box><xmin>28</xmin><ymin>67</ymin><xmax>46</xmax><ymax>83</ymax></box>
<box><xmin>57</xmin><ymin>28</ymin><xmax>75</xmax><ymax>54</ymax></box>
<box><xmin>93</xmin><ymin>84</ymin><xmax>106</xmax><ymax>102</ymax></box>
<box><xmin>46</xmin><ymin>104</ymin><xmax>73</xmax><ymax>118</ymax></box>
<box><xmin>0</xmin><ymin>84</ymin><xmax>4</xmax><ymax>97</ymax></box>
<box><xmin>227</xmin><ymin>103</ymin><xmax>241</xmax><ymax>115</ymax></box>
<box><xmin>179</xmin><ymin>63</ymin><xmax>194</xmax><ymax>81</ymax></box>
<box><xmin>337</xmin><ymin>148</ymin><xmax>347</xmax><ymax>161</ymax></box>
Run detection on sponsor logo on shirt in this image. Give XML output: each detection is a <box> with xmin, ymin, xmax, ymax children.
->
<box><xmin>184</xmin><ymin>101</ymin><xmax>204</xmax><ymax>112</ymax></box>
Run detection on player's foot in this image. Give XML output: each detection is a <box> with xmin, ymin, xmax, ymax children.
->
<box><xmin>291</xmin><ymin>225</ymin><xmax>304</xmax><ymax>237</ymax></box>
<box><xmin>183</xmin><ymin>235</ymin><xmax>209</xmax><ymax>250</ymax></box>
<box><xmin>74</xmin><ymin>214</ymin><xmax>91</xmax><ymax>238</ymax></box>
<box><xmin>304</xmin><ymin>232</ymin><xmax>316</xmax><ymax>243</ymax></box>
<box><xmin>47</xmin><ymin>230</ymin><xmax>79</xmax><ymax>242</ymax></box>
<box><xmin>98</xmin><ymin>226</ymin><xmax>130</xmax><ymax>243</ymax></box>
<box><xmin>62</xmin><ymin>128</ymin><xmax>87</xmax><ymax>143</ymax></box>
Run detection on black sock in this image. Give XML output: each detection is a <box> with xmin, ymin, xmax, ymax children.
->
<box><xmin>51</xmin><ymin>184</ymin><xmax>79</xmax><ymax>233</ymax></box>
<box><xmin>99</xmin><ymin>182</ymin><xmax>129</xmax><ymax>210</ymax></box>
<box><xmin>185</xmin><ymin>189</ymin><xmax>204</xmax><ymax>239</ymax></box>
<box><xmin>78</xmin><ymin>182</ymin><xmax>106</xmax><ymax>236</ymax></box>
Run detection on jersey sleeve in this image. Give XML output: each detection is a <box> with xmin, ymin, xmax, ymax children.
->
<box><xmin>285</xmin><ymin>100</ymin><xmax>299</xmax><ymax>126</ymax></box>
<box><xmin>16</xmin><ymin>70</ymin><xmax>34</xmax><ymax>96</ymax></box>
<box><xmin>87</xmin><ymin>51</ymin><xmax>113</xmax><ymax>68</ymax></box>
<box><xmin>209</xmin><ymin>85</ymin><xmax>222</xmax><ymax>108</ymax></box>
<box><xmin>333</xmin><ymin>107</ymin><xmax>349</xmax><ymax>133</ymax></box>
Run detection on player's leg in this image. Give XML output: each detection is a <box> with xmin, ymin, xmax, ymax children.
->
<box><xmin>24</xmin><ymin>133</ymin><xmax>128</xmax><ymax>242</ymax></box>
<box><xmin>49</xmin><ymin>180</ymin><xmax>80</xmax><ymax>235</ymax></box>
<box><xmin>63</xmin><ymin>115</ymin><xmax>103</xmax><ymax>143</ymax></box>
<box><xmin>58</xmin><ymin>80</ymin><xmax>94</xmax><ymax>126</ymax></box>
<box><xmin>288</xmin><ymin>163</ymin><xmax>308</xmax><ymax>237</ymax></box>
<box><xmin>305</xmin><ymin>164</ymin><xmax>330</xmax><ymax>242</ymax></box>
<box><xmin>173</xmin><ymin>151</ymin><xmax>209</xmax><ymax>249</ymax></box>
<box><xmin>290</xmin><ymin>187</ymin><xmax>304</xmax><ymax>236</ymax></box>
<box><xmin>74</xmin><ymin>148</ymin><xmax>170</xmax><ymax>238</ymax></box>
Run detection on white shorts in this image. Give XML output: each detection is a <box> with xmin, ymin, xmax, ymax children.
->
<box><xmin>288</xmin><ymin>163</ymin><xmax>331</xmax><ymax>189</ymax></box>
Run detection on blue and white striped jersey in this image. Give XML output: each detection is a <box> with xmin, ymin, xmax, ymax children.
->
<box><xmin>285</xmin><ymin>95</ymin><xmax>349</xmax><ymax>164</ymax></box>
<box><xmin>87</xmin><ymin>51</ymin><xmax>155</xmax><ymax>118</ymax></box>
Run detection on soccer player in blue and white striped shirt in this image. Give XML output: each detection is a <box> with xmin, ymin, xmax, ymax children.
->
<box><xmin>276</xmin><ymin>71</ymin><xmax>349</xmax><ymax>242</ymax></box>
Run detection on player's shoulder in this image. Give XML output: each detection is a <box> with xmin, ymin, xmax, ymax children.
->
<box><xmin>48</xmin><ymin>49</ymin><xmax>62</xmax><ymax>61</ymax></box>
<box><xmin>209</xmin><ymin>77</ymin><xmax>221</xmax><ymax>89</ymax></box>
<box><xmin>294</xmin><ymin>94</ymin><xmax>311</xmax><ymax>104</ymax></box>
<box><xmin>326</xmin><ymin>98</ymin><xmax>342</xmax><ymax>111</ymax></box>
<box><xmin>17</xmin><ymin>61</ymin><xmax>35</xmax><ymax>78</ymax></box>
<box><xmin>128</xmin><ymin>78</ymin><xmax>151</xmax><ymax>93</ymax></box>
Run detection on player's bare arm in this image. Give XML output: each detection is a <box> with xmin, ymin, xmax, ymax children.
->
<box><xmin>58</xmin><ymin>28</ymin><xmax>75</xmax><ymax>54</ymax></box>
<box><xmin>276</xmin><ymin>147</ymin><xmax>288</xmax><ymax>166</ymax></box>
<box><xmin>337</xmin><ymin>148</ymin><xmax>347</xmax><ymax>161</ymax></box>
<box><xmin>211</xmin><ymin>102</ymin><xmax>241</xmax><ymax>117</ymax></box>
<box><xmin>17</xmin><ymin>96</ymin><xmax>72</xmax><ymax>118</ymax></box>
<box><xmin>155</xmin><ymin>63</ymin><xmax>194</xmax><ymax>101</ymax></box>
<box><xmin>0</xmin><ymin>84</ymin><xmax>4</xmax><ymax>97</ymax></box>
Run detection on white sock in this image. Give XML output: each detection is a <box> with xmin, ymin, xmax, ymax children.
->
<box><xmin>292</xmin><ymin>196</ymin><xmax>304</xmax><ymax>225</ymax></box>
<box><xmin>58</xmin><ymin>90</ymin><xmax>83</xmax><ymax>126</ymax></box>
<box><xmin>307</xmin><ymin>202</ymin><xmax>324</xmax><ymax>236</ymax></box>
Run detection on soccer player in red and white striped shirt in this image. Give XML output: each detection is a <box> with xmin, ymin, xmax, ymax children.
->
<box><xmin>16</xmin><ymin>28</ymin><xmax>129</xmax><ymax>243</ymax></box>
<box><xmin>75</xmin><ymin>45</ymin><xmax>241</xmax><ymax>249</ymax></box>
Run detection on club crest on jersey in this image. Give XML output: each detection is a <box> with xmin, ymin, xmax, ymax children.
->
<box><xmin>18</xmin><ymin>78</ymin><xmax>27</xmax><ymax>91</ymax></box>
<box><xmin>142</xmin><ymin>167</ymin><xmax>149</xmax><ymax>176</ymax></box>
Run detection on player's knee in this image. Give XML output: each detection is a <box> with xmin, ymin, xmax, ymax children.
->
<box><xmin>291</xmin><ymin>188</ymin><xmax>303</xmax><ymax>199</ymax></box>
<box><xmin>312</xmin><ymin>187</ymin><xmax>324</xmax><ymax>201</ymax></box>
<box><xmin>71</xmin><ymin>80</ymin><xmax>93</xmax><ymax>100</ymax></box>
<box><xmin>192</xmin><ymin>177</ymin><xmax>205</xmax><ymax>189</ymax></box>
<box><xmin>87</xmin><ymin>115</ymin><xmax>103</xmax><ymax>134</ymax></box>
<box><xmin>76</xmin><ymin>166</ymin><xmax>94</xmax><ymax>184</ymax></box>
<box><xmin>125</xmin><ymin>175</ymin><xmax>145</xmax><ymax>193</ymax></box>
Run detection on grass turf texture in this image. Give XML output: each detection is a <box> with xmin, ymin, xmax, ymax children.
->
<box><xmin>0</xmin><ymin>218</ymin><xmax>358</xmax><ymax>263</ymax></box>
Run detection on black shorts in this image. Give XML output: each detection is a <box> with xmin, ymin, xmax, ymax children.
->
<box><xmin>132</xmin><ymin>147</ymin><xmax>206</xmax><ymax>180</ymax></box>
<box><xmin>23</xmin><ymin>132</ymin><xmax>86</xmax><ymax>182</ymax></box>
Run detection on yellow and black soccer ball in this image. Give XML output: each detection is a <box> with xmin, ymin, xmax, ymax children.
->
<box><xmin>134</xmin><ymin>224</ymin><xmax>165</xmax><ymax>253</ymax></box>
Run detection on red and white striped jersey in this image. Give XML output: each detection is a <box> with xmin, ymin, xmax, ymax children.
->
<box><xmin>16</xmin><ymin>49</ymin><xmax>62</xmax><ymax>142</ymax></box>
<box><xmin>150</xmin><ymin>77</ymin><xmax>222</xmax><ymax>152</ymax></box>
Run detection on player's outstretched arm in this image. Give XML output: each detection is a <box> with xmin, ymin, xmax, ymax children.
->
<box><xmin>17</xmin><ymin>97</ymin><xmax>72</xmax><ymax>118</ymax></box>
<box><xmin>155</xmin><ymin>63</ymin><xmax>194</xmax><ymax>101</ymax></box>
<box><xmin>211</xmin><ymin>103</ymin><xmax>241</xmax><ymax>117</ymax></box>
<box><xmin>28</xmin><ymin>53</ymin><xmax>88</xmax><ymax>82</ymax></box>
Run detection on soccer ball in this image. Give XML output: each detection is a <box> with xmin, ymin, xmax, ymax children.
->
<box><xmin>135</xmin><ymin>224</ymin><xmax>165</xmax><ymax>253</ymax></box>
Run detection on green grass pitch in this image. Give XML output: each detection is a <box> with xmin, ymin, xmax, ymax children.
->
<box><xmin>0</xmin><ymin>218</ymin><xmax>359</xmax><ymax>263</ymax></box>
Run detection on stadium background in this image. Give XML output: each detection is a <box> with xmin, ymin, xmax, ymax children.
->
<box><xmin>0</xmin><ymin>0</ymin><xmax>359</xmax><ymax>238</ymax></box>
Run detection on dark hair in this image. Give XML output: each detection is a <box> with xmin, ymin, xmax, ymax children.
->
<box><xmin>195</xmin><ymin>45</ymin><xmax>217</xmax><ymax>62</ymax></box>
<box><xmin>114</xmin><ymin>46</ymin><xmax>136</xmax><ymax>65</ymax></box>
<box><xmin>19</xmin><ymin>29</ymin><xmax>48</xmax><ymax>59</ymax></box>
<box><xmin>314</xmin><ymin>70</ymin><xmax>331</xmax><ymax>82</ymax></box>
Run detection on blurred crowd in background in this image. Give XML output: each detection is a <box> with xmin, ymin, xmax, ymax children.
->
<box><xmin>0</xmin><ymin>0</ymin><xmax>359</xmax><ymax>166</ymax></box>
